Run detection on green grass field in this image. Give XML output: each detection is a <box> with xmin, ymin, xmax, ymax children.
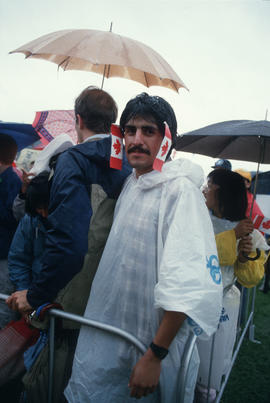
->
<box><xmin>221</xmin><ymin>288</ymin><xmax>270</xmax><ymax>403</ymax></box>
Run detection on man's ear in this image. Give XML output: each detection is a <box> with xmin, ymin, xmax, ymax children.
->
<box><xmin>76</xmin><ymin>114</ymin><xmax>84</xmax><ymax>130</ymax></box>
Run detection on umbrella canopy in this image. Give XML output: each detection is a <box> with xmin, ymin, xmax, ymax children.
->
<box><xmin>176</xmin><ymin>120</ymin><xmax>270</xmax><ymax>164</ymax></box>
<box><xmin>32</xmin><ymin>110</ymin><xmax>77</xmax><ymax>145</ymax></box>
<box><xmin>0</xmin><ymin>121</ymin><xmax>40</xmax><ymax>151</ymax></box>
<box><xmin>10</xmin><ymin>29</ymin><xmax>187</xmax><ymax>93</ymax></box>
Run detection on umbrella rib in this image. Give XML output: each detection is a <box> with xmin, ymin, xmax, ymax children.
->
<box><xmin>213</xmin><ymin>136</ymin><xmax>236</xmax><ymax>156</ymax></box>
<box><xmin>144</xmin><ymin>72</ymin><xmax>149</xmax><ymax>87</ymax></box>
<box><xmin>172</xmin><ymin>80</ymin><xmax>178</xmax><ymax>92</ymax></box>
<box><xmin>58</xmin><ymin>57</ymin><xmax>70</xmax><ymax>70</ymax></box>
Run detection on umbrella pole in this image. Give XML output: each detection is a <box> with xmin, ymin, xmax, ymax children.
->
<box><xmin>101</xmin><ymin>22</ymin><xmax>113</xmax><ymax>89</ymax></box>
<box><xmin>101</xmin><ymin>65</ymin><xmax>107</xmax><ymax>89</ymax></box>
<box><xmin>247</xmin><ymin>137</ymin><xmax>265</xmax><ymax>344</ymax></box>
<box><xmin>250</xmin><ymin>137</ymin><xmax>265</xmax><ymax>216</ymax></box>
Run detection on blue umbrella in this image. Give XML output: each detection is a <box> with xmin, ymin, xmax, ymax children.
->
<box><xmin>0</xmin><ymin>121</ymin><xmax>40</xmax><ymax>151</ymax></box>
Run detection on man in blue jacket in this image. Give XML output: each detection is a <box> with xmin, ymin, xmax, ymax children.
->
<box><xmin>0</xmin><ymin>134</ymin><xmax>21</xmax><ymax>327</ymax></box>
<box><xmin>7</xmin><ymin>86</ymin><xmax>131</xmax><ymax>312</ymax></box>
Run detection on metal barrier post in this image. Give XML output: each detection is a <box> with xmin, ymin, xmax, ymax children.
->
<box><xmin>48</xmin><ymin>316</ymin><xmax>56</xmax><ymax>403</ymax></box>
<box><xmin>206</xmin><ymin>333</ymin><xmax>216</xmax><ymax>403</ymax></box>
<box><xmin>178</xmin><ymin>332</ymin><xmax>197</xmax><ymax>403</ymax></box>
<box><xmin>248</xmin><ymin>287</ymin><xmax>260</xmax><ymax>344</ymax></box>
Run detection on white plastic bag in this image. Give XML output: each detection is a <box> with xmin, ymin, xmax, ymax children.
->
<box><xmin>196</xmin><ymin>285</ymin><xmax>240</xmax><ymax>391</ymax></box>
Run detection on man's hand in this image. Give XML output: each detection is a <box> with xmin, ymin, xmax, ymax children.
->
<box><xmin>6</xmin><ymin>290</ymin><xmax>33</xmax><ymax>313</ymax></box>
<box><xmin>238</xmin><ymin>235</ymin><xmax>253</xmax><ymax>262</ymax></box>
<box><xmin>128</xmin><ymin>349</ymin><xmax>161</xmax><ymax>399</ymax></box>
<box><xmin>234</xmin><ymin>218</ymin><xmax>254</xmax><ymax>239</ymax></box>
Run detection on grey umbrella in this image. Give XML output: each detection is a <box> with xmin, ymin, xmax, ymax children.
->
<box><xmin>176</xmin><ymin>120</ymin><xmax>270</xmax><ymax>164</ymax></box>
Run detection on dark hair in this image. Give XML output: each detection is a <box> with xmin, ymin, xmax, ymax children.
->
<box><xmin>0</xmin><ymin>134</ymin><xmax>18</xmax><ymax>165</ymax></box>
<box><xmin>120</xmin><ymin>92</ymin><xmax>177</xmax><ymax>157</ymax></box>
<box><xmin>25</xmin><ymin>171</ymin><xmax>51</xmax><ymax>216</ymax></box>
<box><xmin>74</xmin><ymin>86</ymin><xmax>118</xmax><ymax>133</ymax></box>
<box><xmin>208</xmin><ymin>169</ymin><xmax>247</xmax><ymax>221</ymax></box>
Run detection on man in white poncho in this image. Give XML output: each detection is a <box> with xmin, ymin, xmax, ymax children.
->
<box><xmin>65</xmin><ymin>93</ymin><xmax>223</xmax><ymax>402</ymax></box>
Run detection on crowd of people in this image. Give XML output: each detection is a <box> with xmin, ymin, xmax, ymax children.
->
<box><xmin>0</xmin><ymin>86</ymin><xmax>269</xmax><ymax>403</ymax></box>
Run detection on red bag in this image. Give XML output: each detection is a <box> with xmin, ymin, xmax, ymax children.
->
<box><xmin>0</xmin><ymin>317</ymin><xmax>40</xmax><ymax>386</ymax></box>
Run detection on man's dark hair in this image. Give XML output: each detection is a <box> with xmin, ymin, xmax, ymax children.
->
<box><xmin>25</xmin><ymin>171</ymin><xmax>51</xmax><ymax>216</ymax></box>
<box><xmin>208</xmin><ymin>169</ymin><xmax>247</xmax><ymax>221</ymax></box>
<box><xmin>0</xmin><ymin>134</ymin><xmax>18</xmax><ymax>165</ymax></box>
<box><xmin>120</xmin><ymin>92</ymin><xmax>177</xmax><ymax>156</ymax></box>
<box><xmin>74</xmin><ymin>86</ymin><xmax>118</xmax><ymax>133</ymax></box>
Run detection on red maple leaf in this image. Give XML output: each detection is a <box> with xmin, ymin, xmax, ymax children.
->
<box><xmin>161</xmin><ymin>141</ymin><xmax>169</xmax><ymax>157</ymax></box>
<box><xmin>113</xmin><ymin>139</ymin><xmax>121</xmax><ymax>155</ymax></box>
<box><xmin>262</xmin><ymin>220</ymin><xmax>270</xmax><ymax>230</ymax></box>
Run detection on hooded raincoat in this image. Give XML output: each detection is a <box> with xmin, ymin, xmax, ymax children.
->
<box><xmin>65</xmin><ymin>158</ymin><xmax>223</xmax><ymax>403</ymax></box>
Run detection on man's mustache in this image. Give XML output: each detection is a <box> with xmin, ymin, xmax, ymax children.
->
<box><xmin>127</xmin><ymin>146</ymin><xmax>150</xmax><ymax>155</ymax></box>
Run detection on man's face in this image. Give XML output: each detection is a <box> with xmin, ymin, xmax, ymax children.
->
<box><xmin>124</xmin><ymin>116</ymin><xmax>163</xmax><ymax>177</ymax></box>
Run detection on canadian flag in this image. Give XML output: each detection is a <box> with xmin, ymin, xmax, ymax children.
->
<box><xmin>253</xmin><ymin>214</ymin><xmax>270</xmax><ymax>235</ymax></box>
<box><xmin>110</xmin><ymin>124</ymin><xmax>123</xmax><ymax>170</ymax></box>
<box><xmin>153</xmin><ymin>122</ymin><xmax>172</xmax><ymax>172</ymax></box>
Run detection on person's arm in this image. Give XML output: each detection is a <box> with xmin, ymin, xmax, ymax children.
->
<box><xmin>8</xmin><ymin>216</ymin><xmax>34</xmax><ymax>290</ymax></box>
<box><xmin>0</xmin><ymin>169</ymin><xmax>21</xmax><ymax>228</ymax></box>
<box><xmin>12</xmin><ymin>194</ymin><xmax>26</xmax><ymax>221</ymax></box>
<box><xmin>129</xmin><ymin>311</ymin><xmax>186</xmax><ymax>398</ymax></box>
<box><xmin>12</xmin><ymin>169</ymin><xmax>34</xmax><ymax>221</ymax></box>
<box><xmin>215</xmin><ymin>229</ymin><xmax>237</xmax><ymax>266</ymax></box>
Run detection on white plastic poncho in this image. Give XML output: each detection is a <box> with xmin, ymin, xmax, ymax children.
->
<box><xmin>65</xmin><ymin>159</ymin><xmax>223</xmax><ymax>403</ymax></box>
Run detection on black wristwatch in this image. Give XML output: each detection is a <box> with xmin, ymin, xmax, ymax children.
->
<box><xmin>149</xmin><ymin>342</ymin><xmax>169</xmax><ymax>360</ymax></box>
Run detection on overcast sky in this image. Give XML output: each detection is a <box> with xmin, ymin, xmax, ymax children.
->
<box><xmin>1</xmin><ymin>0</ymin><xmax>270</xmax><ymax>174</ymax></box>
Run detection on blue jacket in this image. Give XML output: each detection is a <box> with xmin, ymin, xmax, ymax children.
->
<box><xmin>8</xmin><ymin>215</ymin><xmax>46</xmax><ymax>290</ymax></box>
<box><xmin>0</xmin><ymin>167</ymin><xmax>21</xmax><ymax>259</ymax></box>
<box><xmin>27</xmin><ymin>136</ymin><xmax>131</xmax><ymax>308</ymax></box>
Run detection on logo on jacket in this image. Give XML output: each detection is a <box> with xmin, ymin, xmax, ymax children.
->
<box><xmin>187</xmin><ymin>317</ymin><xmax>203</xmax><ymax>336</ymax></box>
<box><xmin>219</xmin><ymin>307</ymin><xmax>229</xmax><ymax>323</ymax></box>
<box><xmin>206</xmin><ymin>255</ymin><xmax>221</xmax><ymax>284</ymax></box>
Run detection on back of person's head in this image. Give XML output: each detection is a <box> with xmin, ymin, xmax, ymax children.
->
<box><xmin>120</xmin><ymin>92</ymin><xmax>178</xmax><ymax>152</ymax></box>
<box><xmin>0</xmin><ymin>134</ymin><xmax>18</xmax><ymax>165</ymax></box>
<box><xmin>25</xmin><ymin>171</ymin><xmax>51</xmax><ymax>217</ymax></box>
<box><xmin>74</xmin><ymin>86</ymin><xmax>118</xmax><ymax>133</ymax></box>
<box><xmin>208</xmin><ymin>169</ymin><xmax>247</xmax><ymax>221</ymax></box>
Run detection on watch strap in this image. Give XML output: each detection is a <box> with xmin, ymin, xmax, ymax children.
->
<box><xmin>149</xmin><ymin>342</ymin><xmax>168</xmax><ymax>360</ymax></box>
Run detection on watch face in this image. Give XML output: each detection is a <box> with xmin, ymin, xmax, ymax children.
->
<box><xmin>150</xmin><ymin>342</ymin><xmax>168</xmax><ymax>360</ymax></box>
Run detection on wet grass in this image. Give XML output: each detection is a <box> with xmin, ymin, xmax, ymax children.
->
<box><xmin>221</xmin><ymin>287</ymin><xmax>270</xmax><ymax>403</ymax></box>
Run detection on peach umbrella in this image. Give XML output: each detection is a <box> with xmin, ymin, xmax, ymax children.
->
<box><xmin>10</xmin><ymin>28</ymin><xmax>187</xmax><ymax>93</ymax></box>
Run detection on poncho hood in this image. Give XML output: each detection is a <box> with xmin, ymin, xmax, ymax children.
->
<box><xmin>136</xmin><ymin>158</ymin><xmax>204</xmax><ymax>189</ymax></box>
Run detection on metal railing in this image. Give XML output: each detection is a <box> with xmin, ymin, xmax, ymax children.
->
<box><xmin>0</xmin><ymin>293</ymin><xmax>196</xmax><ymax>403</ymax></box>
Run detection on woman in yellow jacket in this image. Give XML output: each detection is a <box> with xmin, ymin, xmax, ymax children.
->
<box><xmin>195</xmin><ymin>169</ymin><xmax>267</xmax><ymax>403</ymax></box>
